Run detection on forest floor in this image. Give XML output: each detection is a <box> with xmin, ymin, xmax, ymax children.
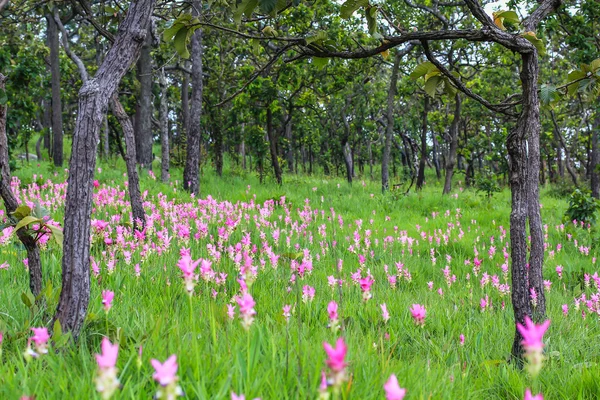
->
<box><xmin>0</xmin><ymin>160</ymin><xmax>598</xmax><ymax>399</ymax></box>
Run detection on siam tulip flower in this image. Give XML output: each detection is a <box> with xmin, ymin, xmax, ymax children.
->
<box><xmin>459</xmin><ymin>334</ymin><xmax>465</xmax><ymax>346</ymax></box>
<box><xmin>530</xmin><ymin>288</ymin><xmax>538</xmax><ymax>308</ymax></box>
<box><xmin>102</xmin><ymin>290</ymin><xmax>114</xmax><ymax>313</ymax></box>
<box><xmin>359</xmin><ymin>275</ymin><xmax>374</xmax><ymax>301</ymax></box>
<box><xmin>237</xmin><ymin>292</ymin><xmax>256</xmax><ymax>329</ymax></box>
<box><xmin>517</xmin><ymin>316</ymin><xmax>550</xmax><ymax>377</ymax></box>
<box><xmin>177</xmin><ymin>248</ymin><xmax>200</xmax><ymax>295</ymax></box>
<box><xmin>282</xmin><ymin>304</ymin><xmax>292</xmax><ymax>322</ymax></box>
<box><xmin>323</xmin><ymin>338</ymin><xmax>348</xmax><ymax>388</ymax></box>
<box><xmin>95</xmin><ymin>338</ymin><xmax>119</xmax><ymax>399</ymax></box>
<box><xmin>0</xmin><ymin>331</ymin><xmax>3</xmax><ymax>359</ymax></box>
<box><xmin>524</xmin><ymin>389</ymin><xmax>543</xmax><ymax>400</ymax></box>
<box><xmin>302</xmin><ymin>285</ymin><xmax>315</xmax><ymax>303</ymax></box>
<box><xmin>0</xmin><ymin>261</ymin><xmax>8</xmax><ymax>270</ymax></box>
<box><xmin>24</xmin><ymin>327</ymin><xmax>50</xmax><ymax>360</ymax></box>
<box><xmin>410</xmin><ymin>304</ymin><xmax>426</xmax><ymax>326</ymax></box>
<box><xmin>380</xmin><ymin>303</ymin><xmax>390</xmax><ymax>324</ymax></box>
<box><xmin>227</xmin><ymin>304</ymin><xmax>236</xmax><ymax>320</ymax></box>
<box><xmin>318</xmin><ymin>370</ymin><xmax>329</xmax><ymax>400</ymax></box>
<box><xmin>562</xmin><ymin>304</ymin><xmax>568</xmax><ymax>316</ymax></box>
<box><xmin>151</xmin><ymin>355</ymin><xmax>183</xmax><ymax>399</ymax></box>
<box><xmin>327</xmin><ymin>301</ymin><xmax>339</xmax><ymax>332</ymax></box>
<box><xmin>230</xmin><ymin>392</ymin><xmax>261</xmax><ymax>400</ymax></box>
<box><xmin>383</xmin><ymin>374</ymin><xmax>406</xmax><ymax>400</ymax></box>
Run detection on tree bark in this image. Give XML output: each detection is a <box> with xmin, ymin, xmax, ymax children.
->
<box><xmin>159</xmin><ymin>70</ymin><xmax>170</xmax><ymax>183</ymax></box>
<box><xmin>0</xmin><ymin>73</ymin><xmax>43</xmax><ymax>298</ymax></box>
<box><xmin>284</xmin><ymin>106</ymin><xmax>294</xmax><ymax>173</ymax></box>
<box><xmin>183</xmin><ymin>1</ymin><xmax>203</xmax><ymax>195</ymax></box>
<box><xmin>110</xmin><ymin>96</ymin><xmax>146</xmax><ymax>230</ymax></box>
<box><xmin>134</xmin><ymin>27</ymin><xmax>154</xmax><ymax>170</ymax></box>
<box><xmin>591</xmin><ymin>109</ymin><xmax>599</xmax><ymax>198</ymax></box>
<box><xmin>53</xmin><ymin>0</ymin><xmax>155</xmax><ymax>338</ymax></box>
<box><xmin>46</xmin><ymin>12</ymin><xmax>63</xmax><ymax>167</ymax></box>
<box><xmin>550</xmin><ymin>110</ymin><xmax>578</xmax><ymax>185</ymax></box>
<box><xmin>382</xmin><ymin>51</ymin><xmax>400</xmax><ymax>192</ymax></box>
<box><xmin>443</xmin><ymin>94</ymin><xmax>461</xmax><ymax>194</ymax></box>
<box><xmin>266</xmin><ymin>106</ymin><xmax>282</xmax><ymax>185</ymax></box>
<box><xmin>416</xmin><ymin>96</ymin><xmax>429</xmax><ymax>190</ymax></box>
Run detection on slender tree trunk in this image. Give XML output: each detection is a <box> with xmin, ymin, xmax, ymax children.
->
<box><xmin>266</xmin><ymin>106</ymin><xmax>282</xmax><ymax>185</ymax></box>
<box><xmin>443</xmin><ymin>94</ymin><xmax>461</xmax><ymax>194</ymax></box>
<box><xmin>159</xmin><ymin>70</ymin><xmax>170</xmax><ymax>183</ymax></box>
<box><xmin>591</xmin><ymin>109</ymin><xmax>599</xmax><ymax>198</ymax></box>
<box><xmin>53</xmin><ymin>0</ymin><xmax>155</xmax><ymax>338</ymax></box>
<box><xmin>183</xmin><ymin>2</ymin><xmax>203</xmax><ymax>195</ymax></box>
<box><xmin>432</xmin><ymin>132</ymin><xmax>441</xmax><ymax>180</ymax></box>
<box><xmin>135</xmin><ymin>27</ymin><xmax>154</xmax><ymax>170</ymax></box>
<box><xmin>382</xmin><ymin>51</ymin><xmax>400</xmax><ymax>192</ymax></box>
<box><xmin>0</xmin><ymin>73</ymin><xmax>43</xmax><ymax>298</ymax></box>
<box><xmin>284</xmin><ymin>107</ymin><xmax>294</xmax><ymax>173</ymax></box>
<box><xmin>110</xmin><ymin>96</ymin><xmax>146</xmax><ymax>229</ymax></box>
<box><xmin>550</xmin><ymin>110</ymin><xmax>578</xmax><ymax>185</ymax></box>
<box><xmin>181</xmin><ymin>72</ymin><xmax>190</xmax><ymax>142</ymax></box>
<box><xmin>416</xmin><ymin>96</ymin><xmax>429</xmax><ymax>190</ymax></box>
<box><xmin>213</xmin><ymin>117</ymin><xmax>223</xmax><ymax>177</ymax></box>
<box><xmin>46</xmin><ymin>12</ymin><xmax>63</xmax><ymax>166</ymax></box>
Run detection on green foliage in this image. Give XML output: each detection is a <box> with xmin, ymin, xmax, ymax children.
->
<box><xmin>340</xmin><ymin>0</ymin><xmax>369</xmax><ymax>19</ymax></box>
<box><xmin>565</xmin><ymin>189</ymin><xmax>599</xmax><ymax>225</ymax></box>
<box><xmin>475</xmin><ymin>170</ymin><xmax>501</xmax><ymax>198</ymax></box>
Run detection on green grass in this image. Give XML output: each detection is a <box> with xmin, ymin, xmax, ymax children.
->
<box><xmin>0</xmin><ymin>158</ymin><xmax>598</xmax><ymax>399</ymax></box>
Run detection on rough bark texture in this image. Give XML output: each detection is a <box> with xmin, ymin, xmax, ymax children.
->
<box><xmin>110</xmin><ymin>96</ymin><xmax>146</xmax><ymax>229</ymax></box>
<box><xmin>550</xmin><ymin>110</ymin><xmax>578</xmax><ymax>185</ymax></box>
<box><xmin>54</xmin><ymin>0</ymin><xmax>155</xmax><ymax>338</ymax></box>
<box><xmin>416</xmin><ymin>96</ymin><xmax>429</xmax><ymax>190</ymax></box>
<box><xmin>0</xmin><ymin>73</ymin><xmax>43</xmax><ymax>298</ymax></box>
<box><xmin>443</xmin><ymin>94</ymin><xmax>461</xmax><ymax>194</ymax></box>
<box><xmin>159</xmin><ymin>70</ymin><xmax>170</xmax><ymax>183</ymax></box>
<box><xmin>284</xmin><ymin>107</ymin><xmax>294</xmax><ymax>173</ymax></box>
<box><xmin>181</xmin><ymin>72</ymin><xmax>190</xmax><ymax>139</ymax></box>
<box><xmin>382</xmin><ymin>51</ymin><xmax>400</xmax><ymax>192</ymax></box>
<box><xmin>135</xmin><ymin>28</ymin><xmax>154</xmax><ymax>170</ymax></box>
<box><xmin>183</xmin><ymin>1</ymin><xmax>203</xmax><ymax>195</ymax></box>
<box><xmin>267</xmin><ymin>106</ymin><xmax>282</xmax><ymax>185</ymax></box>
<box><xmin>46</xmin><ymin>13</ymin><xmax>64</xmax><ymax>166</ymax></box>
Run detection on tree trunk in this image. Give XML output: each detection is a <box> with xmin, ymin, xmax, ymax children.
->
<box><xmin>134</xmin><ymin>27</ymin><xmax>154</xmax><ymax>170</ymax></box>
<box><xmin>53</xmin><ymin>0</ymin><xmax>155</xmax><ymax>338</ymax></box>
<box><xmin>0</xmin><ymin>73</ymin><xmax>43</xmax><ymax>298</ymax></box>
<box><xmin>181</xmin><ymin>72</ymin><xmax>190</xmax><ymax>143</ymax></box>
<box><xmin>591</xmin><ymin>110</ymin><xmax>599</xmax><ymax>198</ymax></box>
<box><xmin>382</xmin><ymin>51</ymin><xmax>400</xmax><ymax>192</ymax></box>
<box><xmin>550</xmin><ymin>110</ymin><xmax>578</xmax><ymax>185</ymax></box>
<box><xmin>266</xmin><ymin>106</ymin><xmax>282</xmax><ymax>185</ymax></box>
<box><xmin>213</xmin><ymin>118</ymin><xmax>223</xmax><ymax>177</ymax></box>
<box><xmin>284</xmin><ymin>106</ymin><xmax>294</xmax><ymax>173</ymax></box>
<box><xmin>110</xmin><ymin>97</ymin><xmax>146</xmax><ymax>229</ymax></box>
<box><xmin>159</xmin><ymin>70</ymin><xmax>170</xmax><ymax>183</ymax></box>
<box><xmin>46</xmin><ymin>12</ymin><xmax>63</xmax><ymax>167</ymax></box>
<box><xmin>443</xmin><ymin>94</ymin><xmax>461</xmax><ymax>194</ymax></box>
<box><xmin>183</xmin><ymin>2</ymin><xmax>203</xmax><ymax>195</ymax></box>
<box><xmin>416</xmin><ymin>96</ymin><xmax>429</xmax><ymax>190</ymax></box>
<box><xmin>432</xmin><ymin>132</ymin><xmax>441</xmax><ymax>180</ymax></box>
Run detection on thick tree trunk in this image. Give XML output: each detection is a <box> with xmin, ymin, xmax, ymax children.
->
<box><xmin>213</xmin><ymin>120</ymin><xmax>223</xmax><ymax>177</ymax></box>
<box><xmin>135</xmin><ymin>28</ymin><xmax>154</xmax><ymax>170</ymax></box>
<box><xmin>416</xmin><ymin>96</ymin><xmax>429</xmax><ymax>190</ymax></box>
<box><xmin>266</xmin><ymin>106</ymin><xmax>282</xmax><ymax>185</ymax></box>
<box><xmin>382</xmin><ymin>51</ymin><xmax>400</xmax><ymax>192</ymax></box>
<box><xmin>183</xmin><ymin>2</ymin><xmax>203</xmax><ymax>195</ymax></box>
<box><xmin>181</xmin><ymin>72</ymin><xmax>190</xmax><ymax>142</ymax></box>
<box><xmin>159</xmin><ymin>70</ymin><xmax>170</xmax><ymax>183</ymax></box>
<box><xmin>443</xmin><ymin>94</ymin><xmax>461</xmax><ymax>194</ymax></box>
<box><xmin>46</xmin><ymin>13</ymin><xmax>63</xmax><ymax>167</ymax></box>
<box><xmin>53</xmin><ymin>0</ymin><xmax>155</xmax><ymax>338</ymax></box>
<box><xmin>0</xmin><ymin>73</ymin><xmax>43</xmax><ymax>298</ymax></box>
<box><xmin>110</xmin><ymin>96</ymin><xmax>146</xmax><ymax>229</ymax></box>
<box><xmin>432</xmin><ymin>132</ymin><xmax>441</xmax><ymax>180</ymax></box>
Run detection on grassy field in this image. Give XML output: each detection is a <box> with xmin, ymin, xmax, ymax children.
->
<box><xmin>0</xmin><ymin>159</ymin><xmax>598</xmax><ymax>399</ymax></box>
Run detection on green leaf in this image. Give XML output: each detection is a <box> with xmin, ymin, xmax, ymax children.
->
<box><xmin>521</xmin><ymin>31</ymin><xmax>546</xmax><ymax>56</ymax></box>
<box><xmin>590</xmin><ymin>58</ymin><xmax>600</xmax><ymax>72</ymax></box>
<box><xmin>305</xmin><ymin>31</ymin><xmax>328</xmax><ymax>45</ymax></box>
<box><xmin>13</xmin><ymin>216</ymin><xmax>42</xmax><ymax>233</ymax></box>
<box><xmin>163</xmin><ymin>22</ymin><xmax>184</xmax><ymax>42</ymax></box>
<box><xmin>234</xmin><ymin>0</ymin><xmax>258</xmax><ymax>25</ymax></box>
<box><xmin>443</xmin><ymin>78</ymin><xmax>457</xmax><ymax>97</ymax></box>
<box><xmin>312</xmin><ymin>57</ymin><xmax>329</xmax><ymax>69</ymax></box>
<box><xmin>410</xmin><ymin>61</ymin><xmax>436</xmax><ymax>80</ymax></box>
<box><xmin>21</xmin><ymin>291</ymin><xmax>35</xmax><ymax>308</ymax></box>
<box><xmin>12</xmin><ymin>205</ymin><xmax>31</xmax><ymax>220</ymax></box>
<box><xmin>173</xmin><ymin>27</ymin><xmax>190</xmax><ymax>59</ymax></box>
<box><xmin>340</xmin><ymin>0</ymin><xmax>369</xmax><ymax>19</ymax></box>
<box><xmin>46</xmin><ymin>224</ymin><xmax>64</xmax><ymax>249</ymax></box>
<box><xmin>567</xmin><ymin>70</ymin><xmax>586</xmax><ymax>95</ymax></box>
<box><xmin>53</xmin><ymin>319</ymin><xmax>62</xmax><ymax>341</ymax></box>
<box><xmin>540</xmin><ymin>84</ymin><xmax>557</xmax><ymax>105</ymax></box>
<box><xmin>424</xmin><ymin>75</ymin><xmax>441</xmax><ymax>97</ymax></box>
<box><xmin>365</xmin><ymin>8</ymin><xmax>377</xmax><ymax>35</ymax></box>
<box><xmin>259</xmin><ymin>0</ymin><xmax>277</xmax><ymax>14</ymax></box>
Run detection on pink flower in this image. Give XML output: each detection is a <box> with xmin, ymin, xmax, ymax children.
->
<box><xmin>524</xmin><ymin>389</ymin><xmax>543</xmax><ymax>400</ymax></box>
<box><xmin>227</xmin><ymin>304</ymin><xmax>236</xmax><ymax>320</ymax></box>
<box><xmin>151</xmin><ymin>355</ymin><xmax>178</xmax><ymax>386</ymax></box>
<box><xmin>380</xmin><ymin>303</ymin><xmax>390</xmax><ymax>323</ymax></box>
<box><xmin>93</xmin><ymin>180</ymin><xmax>100</xmax><ymax>188</ymax></box>
<box><xmin>0</xmin><ymin>262</ymin><xmax>8</xmax><ymax>270</ymax></box>
<box><xmin>323</xmin><ymin>337</ymin><xmax>347</xmax><ymax>373</ymax></box>
<box><xmin>102</xmin><ymin>290</ymin><xmax>114</xmax><ymax>312</ymax></box>
<box><xmin>327</xmin><ymin>301</ymin><xmax>338</xmax><ymax>321</ymax></box>
<box><xmin>562</xmin><ymin>304</ymin><xmax>568</xmax><ymax>316</ymax></box>
<box><xmin>517</xmin><ymin>316</ymin><xmax>550</xmax><ymax>352</ymax></box>
<box><xmin>96</xmin><ymin>337</ymin><xmax>119</xmax><ymax>369</ymax></box>
<box><xmin>459</xmin><ymin>334</ymin><xmax>465</xmax><ymax>346</ymax></box>
<box><xmin>237</xmin><ymin>293</ymin><xmax>256</xmax><ymax>329</ymax></box>
<box><xmin>384</xmin><ymin>374</ymin><xmax>406</xmax><ymax>400</ymax></box>
<box><xmin>31</xmin><ymin>327</ymin><xmax>49</xmax><ymax>346</ymax></box>
<box><xmin>410</xmin><ymin>304</ymin><xmax>426</xmax><ymax>326</ymax></box>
